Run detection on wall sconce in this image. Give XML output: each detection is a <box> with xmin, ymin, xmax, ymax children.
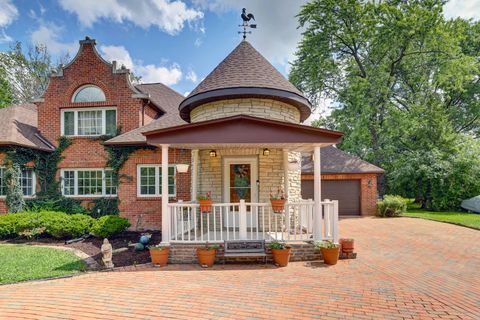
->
<box><xmin>367</xmin><ymin>179</ymin><xmax>373</xmax><ymax>188</ymax></box>
<box><xmin>263</xmin><ymin>148</ymin><xmax>270</xmax><ymax>156</ymax></box>
<box><xmin>209</xmin><ymin>150</ymin><xmax>217</xmax><ymax>157</ymax></box>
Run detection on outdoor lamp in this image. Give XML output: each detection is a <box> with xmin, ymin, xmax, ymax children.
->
<box><xmin>209</xmin><ymin>150</ymin><xmax>217</xmax><ymax>157</ymax></box>
<box><xmin>263</xmin><ymin>148</ymin><xmax>270</xmax><ymax>156</ymax></box>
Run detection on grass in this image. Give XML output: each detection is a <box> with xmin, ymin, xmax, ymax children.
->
<box><xmin>403</xmin><ymin>202</ymin><xmax>480</xmax><ymax>230</ymax></box>
<box><xmin>0</xmin><ymin>245</ymin><xmax>87</xmax><ymax>285</ymax></box>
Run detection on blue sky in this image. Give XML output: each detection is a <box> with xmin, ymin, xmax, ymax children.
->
<box><xmin>0</xmin><ymin>0</ymin><xmax>478</xmax><ymax>118</ymax></box>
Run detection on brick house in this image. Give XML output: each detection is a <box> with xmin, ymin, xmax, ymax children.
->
<box><xmin>0</xmin><ymin>37</ymin><xmax>383</xmax><ymax>248</ymax></box>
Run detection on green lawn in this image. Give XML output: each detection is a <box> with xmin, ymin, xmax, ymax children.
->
<box><xmin>404</xmin><ymin>203</ymin><xmax>480</xmax><ymax>230</ymax></box>
<box><xmin>0</xmin><ymin>245</ymin><xmax>87</xmax><ymax>285</ymax></box>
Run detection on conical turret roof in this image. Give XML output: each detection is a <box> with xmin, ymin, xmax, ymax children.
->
<box><xmin>179</xmin><ymin>41</ymin><xmax>311</xmax><ymax>122</ymax></box>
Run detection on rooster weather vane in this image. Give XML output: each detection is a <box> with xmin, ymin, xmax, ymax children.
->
<box><xmin>239</xmin><ymin>8</ymin><xmax>257</xmax><ymax>40</ymax></box>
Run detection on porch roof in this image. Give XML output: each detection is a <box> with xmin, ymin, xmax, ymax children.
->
<box><xmin>142</xmin><ymin>115</ymin><xmax>343</xmax><ymax>150</ymax></box>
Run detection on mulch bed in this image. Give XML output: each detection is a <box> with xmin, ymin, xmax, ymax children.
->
<box><xmin>0</xmin><ymin>231</ymin><xmax>161</xmax><ymax>268</ymax></box>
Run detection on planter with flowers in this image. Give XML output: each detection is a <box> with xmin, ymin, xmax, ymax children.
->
<box><xmin>197</xmin><ymin>191</ymin><xmax>212</xmax><ymax>213</ymax></box>
<box><xmin>149</xmin><ymin>244</ymin><xmax>170</xmax><ymax>266</ymax></box>
<box><xmin>196</xmin><ymin>243</ymin><xmax>220</xmax><ymax>267</ymax></box>
<box><xmin>270</xmin><ymin>187</ymin><xmax>287</xmax><ymax>214</ymax></box>
<box><xmin>268</xmin><ymin>241</ymin><xmax>292</xmax><ymax>267</ymax></box>
<box><xmin>315</xmin><ymin>240</ymin><xmax>340</xmax><ymax>265</ymax></box>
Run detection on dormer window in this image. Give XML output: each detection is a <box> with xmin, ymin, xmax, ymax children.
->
<box><xmin>72</xmin><ymin>85</ymin><xmax>106</xmax><ymax>103</ymax></box>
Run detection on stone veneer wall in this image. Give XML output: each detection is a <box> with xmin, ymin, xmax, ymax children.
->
<box><xmin>190</xmin><ymin>98</ymin><xmax>301</xmax><ymax>124</ymax></box>
<box><xmin>169</xmin><ymin>242</ymin><xmax>322</xmax><ymax>264</ymax></box>
<box><xmin>191</xmin><ymin>98</ymin><xmax>303</xmax><ymax>203</ymax></box>
<box><xmin>197</xmin><ymin>148</ymin><xmax>301</xmax><ymax>203</ymax></box>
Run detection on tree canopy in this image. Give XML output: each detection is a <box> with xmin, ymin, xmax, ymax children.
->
<box><xmin>290</xmin><ymin>0</ymin><xmax>480</xmax><ymax>210</ymax></box>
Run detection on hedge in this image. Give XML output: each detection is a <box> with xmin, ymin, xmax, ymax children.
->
<box><xmin>377</xmin><ymin>195</ymin><xmax>408</xmax><ymax>217</ymax></box>
<box><xmin>0</xmin><ymin>211</ymin><xmax>130</xmax><ymax>240</ymax></box>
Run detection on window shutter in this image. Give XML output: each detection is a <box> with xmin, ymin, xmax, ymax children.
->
<box><xmin>63</xmin><ymin>111</ymin><xmax>75</xmax><ymax>135</ymax></box>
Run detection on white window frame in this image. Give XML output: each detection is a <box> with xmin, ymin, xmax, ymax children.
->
<box><xmin>60</xmin><ymin>168</ymin><xmax>117</xmax><ymax>198</ymax></box>
<box><xmin>0</xmin><ymin>166</ymin><xmax>36</xmax><ymax>199</ymax></box>
<box><xmin>137</xmin><ymin>164</ymin><xmax>176</xmax><ymax>198</ymax></box>
<box><xmin>72</xmin><ymin>85</ymin><xmax>106</xmax><ymax>103</ymax></box>
<box><xmin>61</xmin><ymin>107</ymin><xmax>117</xmax><ymax>137</ymax></box>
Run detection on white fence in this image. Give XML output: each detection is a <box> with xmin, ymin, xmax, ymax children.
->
<box><xmin>168</xmin><ymin>200</ymin><xmax>339</xmax><ymax>243</ymax></box>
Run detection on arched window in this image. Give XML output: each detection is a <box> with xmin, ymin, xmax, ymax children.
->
<box><xmin>72</xmin><ymin>85</ymin><xmax>106</xmax><ymax>103</ymax></box>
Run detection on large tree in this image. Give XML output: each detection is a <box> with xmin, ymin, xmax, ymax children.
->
<box><xmin>290</xmin><ymin>0</ymin><xmax>480</xmax><ymax>209</ymax></box>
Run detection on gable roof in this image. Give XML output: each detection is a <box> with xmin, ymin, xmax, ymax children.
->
<box><xmin>179</xmin><ymin>41</ymin><xmax>311</xmax><ymax>122</ymax></box>
<box><xmin>142</xmin><ymin>114</ymin><xmax>342</xmax><ymax>148</ymax></box>
<box><xmin>0</xmin><ymin>104</ymin><xmax>54</xmax><ymax>151</ymax></box>
<box><xmin>105</xmin><ymin>83</ymin><xmax>185</xmax><ymax>145</ymax></box>
<box><xmin>302</xmin><ymin>146</ymin><xmax>384</xmax><ymax>174</ymax></box>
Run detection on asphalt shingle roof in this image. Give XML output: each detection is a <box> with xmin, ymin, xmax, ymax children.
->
<box><xmin>302</xmin><ymin>146</ymin><xmax>384</xmax><ymax>174</ymax></box>
<box><xmin>0</xmin><ymin>104</ymin><xmax>54</xmax><ymax>151</ymax></box>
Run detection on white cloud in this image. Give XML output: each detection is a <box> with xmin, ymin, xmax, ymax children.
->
<box><xmin>58</xmin><ymin>0</ymin><xmax>203</xmax><ymax>35</ymax></box>
<box><xmin>99</xmin><ymin>45</ymin><xmax>183</xmax><ymax>85</ymax></box>
<box><xmin>193</xmin><ymin>0</ymin><xmax>308</xmax><ymax>72</ymax></box>
<box><xmin>0</xmin><ymin>0</ymin><xmax>18</xmax><ymax>27</ymax></box>
<box><xmin>184</xmin><ymin>91</ymin><xmax>190</xmax><ymax>96</ymax></box>
<box><xmin>30</xmin><ymin>23</ymin><xmax>78</xmax><ymax>56</ymax></box>
<box><xmin>444</xmin><ymin>0</ymin><xmax>480</xmax><ymax>20</ymax></box>
<box><xmin>186</xmin><ymin>70</ymin><xmax>198</xmax><ymax>83</ymax></box>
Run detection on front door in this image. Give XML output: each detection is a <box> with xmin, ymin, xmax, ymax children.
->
<box><xmin>223</xmin><ymin>157</ymin><xmax>258</xmax><ymax>227</ymax></box>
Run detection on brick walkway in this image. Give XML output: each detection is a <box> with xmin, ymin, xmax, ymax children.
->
<box><xmin>0</xmin><ymin>217</ymin><xmax>479</xmax><ymax>319</ymax></box>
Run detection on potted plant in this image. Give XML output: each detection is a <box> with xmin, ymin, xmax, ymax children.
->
<box><xmin>196</xmin><ymin>242</ymin><xmax>220</xmax><ymax>267</ymax></box>
<box><xmin>270</xmin><ymin>187</ymin><xmax>287</xmax><ymax>213</ymax></box>
<box><xmin>339</xmin><ymin>238</ymin><xmax>354</xmax><ymax>254</ymax></box>
<box><xmin>197</xmin><ymin>192</ymin><xmax>212</xmax><ymax>213</ymax></box>
<box><xmin>268</xmin><ymin>241</ymin><xmax>292</xmax><ymax>267</ymax></box>
<box><xmin>316</xmin><ymin>240</ymin><xmax>340</xmax><ymax>265</ymax></box>
<box><xmin>149</xmin><ymin>244</ymin><xmax>170</xmax><ymax>267</ymax></box>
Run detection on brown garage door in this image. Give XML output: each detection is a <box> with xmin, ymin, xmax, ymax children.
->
<box><xmin>301</xmin><ymin>180</ymin><xmax>361</xmax><ymax>216</ymax></box>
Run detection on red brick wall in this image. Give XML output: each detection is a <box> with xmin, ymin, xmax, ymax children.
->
<box><xmin>302</xmin><ymin>173</ymin><xmax>379</xmax><ymax>216</ymax></box>
<box><xmin>118</xmin><ymin>148</ymin><xmax>191</xmax><ymax>231</ymax></box>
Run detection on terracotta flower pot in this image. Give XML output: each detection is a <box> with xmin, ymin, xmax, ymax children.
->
<box><xmin>149</xmin><ymin>248</ymin><xmax>170</xmax><ymax>266</ymax></box>
<box><xmin>197</xmin><ymin>248</ymin><xmax>216</xmax><ymax>267</ymax></box>
<box><xmin>339</xmin><ymin>239</ymin><xmax>354</xmax><ymax>254</ymax></box>
<box><xmin>271</xmin><ymin>248</ymin><xmax>291</xmax><ymax>267</ymax></box>
<box><xmin>199</xmin><ymin>200</ymin><xmax>212</xmax><ymax>213</ymax></box>
<box><xmin>321</xmin><ymin>247</ymin><xmax>340</xmax><ymax>265</ymax></box>
<box><xmin>270</xmin><ymin>199</ymin><xmax>286</xmax><ymax>213</ymax></box>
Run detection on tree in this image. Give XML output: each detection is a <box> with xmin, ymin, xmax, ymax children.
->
<box><xmin>5</xmin><ymin>163</ymin><xmax>25</xmax><ymax>213</ymax></box>
<box><xmin>290</xmin><ymin>0</ymin><xmax>480</xmax><ymax>210</ymax></box>
<box><xmin>0</xmin><ymin>42</ymin><xmax>67</xmax><ymax>104</ymax></box>
<box><xmin>0</xmin><ymin>69</ymin><xmax>13</xmax><ymax>108</ymax></box>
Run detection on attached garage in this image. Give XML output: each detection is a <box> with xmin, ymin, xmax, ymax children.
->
<box><xmin>301</xmin><ymin>146</ymin><xmax>384</xmax><ymax>216</ymax></box>
<box><xmin>301</xmin><ymin>180</ymin><xmax>361</xmax><ymax>215</ymax></box>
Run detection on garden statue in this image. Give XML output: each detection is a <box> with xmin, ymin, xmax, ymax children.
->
<box><xmin>101</xmin><ymin>238</ymin><xmax>114</xmax><ymax>269</ymax></box>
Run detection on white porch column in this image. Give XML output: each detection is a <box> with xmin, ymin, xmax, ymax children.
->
<box><xmin>191</xmin><ymin>149</ymin><xmax>199</xmax><ymax>201</ymax></box>
<box><xmin>313</xmin><ymin>146</ymin><xmax>323</xmax><ymax>241</ymax></box>
<box><xmin>239</xmin><ymin>199</ymin><xmax>247</xmax><ymax>239</ymax></box>
<box><xmin>283</xmin><ymin>149</ymin><xmax>289</xmax><ymax>199</ymax></box>
<box><xmin>161</xmin><ymin>144</ymin><xmax>171</xmax><ymax>245</ymax></box>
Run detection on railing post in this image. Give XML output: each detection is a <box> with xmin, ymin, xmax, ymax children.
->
<box><xmin>332</xmin><ymin>200</ymin><xmax>339</xmax><ymax>243</ymax></box>
<box><xmin>239</xmin><ymin>199</ymin><xmax>247</xmax><ymax>239</ymax></box>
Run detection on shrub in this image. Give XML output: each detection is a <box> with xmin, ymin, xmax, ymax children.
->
<box><xmin>90</xmin><ymin>197</ymin><xmax>119</xmax><ymax>218</ymax></box>
<box><xmin>91</xmin><ymin>215</ymin><xmax>130</xmax><ymax>238</ymax></box>
<box><xmin>377</xmin><ymin>195</ymin><xmax>407</xmax><ymax>217</ymax></box>
<box><xmin>25</xmin><ymin>196</ymin><xmax>88</xmax><ymax>215</ymax></box>
<box><xmin>0</xmin><ymin>211</ymin><xmax>94</xmax><ymax>239</ymax></box>
<box><xmin>5</xmin><ymin>164</ymin><xmax>25</xmax><ymax>213</ymax></box>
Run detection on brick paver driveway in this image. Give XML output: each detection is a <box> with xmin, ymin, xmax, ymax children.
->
<box><xmin>0</xmin><ymin>217</ymin><xmax>479</xmax><ymax>319</ymax></box>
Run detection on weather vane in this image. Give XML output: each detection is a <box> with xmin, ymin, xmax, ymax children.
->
<box><xmin>239</xmin><ymin>8</ymin><xmax>257</xmax><ymax>40</ymax></box>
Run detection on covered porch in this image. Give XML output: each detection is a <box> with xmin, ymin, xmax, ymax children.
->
<box><xmin>142</xmin><ymin>115</ymin><xmax>343</xmax><ymax>244</ymax></box>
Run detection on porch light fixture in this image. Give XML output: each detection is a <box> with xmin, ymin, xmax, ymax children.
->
<box><xmin>209</xmin><ymin>150</ymin><xmax>217</xmax><ymax>157</ymax></box>
<box><xmin>287</xmin><ymin>160</ymin><xmax>301</xmax><ymax>171</ymax></box>
<box><xmin>262</xmin><ymin>148</ymin><xmax>270</xmax><ymax>156</ymax></box>
<box><xmin>367</xmin><ymin>179</ymin><xmax>373</xmax><ymax>188</ymax></box>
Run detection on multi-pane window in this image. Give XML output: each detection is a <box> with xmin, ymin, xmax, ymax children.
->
<box><xmin>61</xmin><ymin>169</ymin><xmax>117</xmax><ymax>197</ymax></box>
<box><xmin>72</xmin><ymin>85</ymin><xmax>106</xmax><ymax>103</ymax></box>
<box><xmin>137</xmin><ymin>165</ymin><xmax>176</xmax><ymax>197</ymax></box>
<box><xmin>62</xmin><ymin>108</ymin><xmax>116</xmax><ymax>136</ymax></box>
<box><xmin>0</xmin><ymin>167</ymin><xmax>36</xmax><ymax>197</ymax></box>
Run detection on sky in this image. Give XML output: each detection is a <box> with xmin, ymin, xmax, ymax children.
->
<box><xmin>0</xmin><ymin>0</ymin><xmax>479</xmax><ymax>121</ymax></box>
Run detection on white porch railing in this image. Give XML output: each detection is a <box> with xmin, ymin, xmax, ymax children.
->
<box><xmin>168</xmin><ymin>200</ymin><xmax>338</xmax><ymax>243</ymax></box>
